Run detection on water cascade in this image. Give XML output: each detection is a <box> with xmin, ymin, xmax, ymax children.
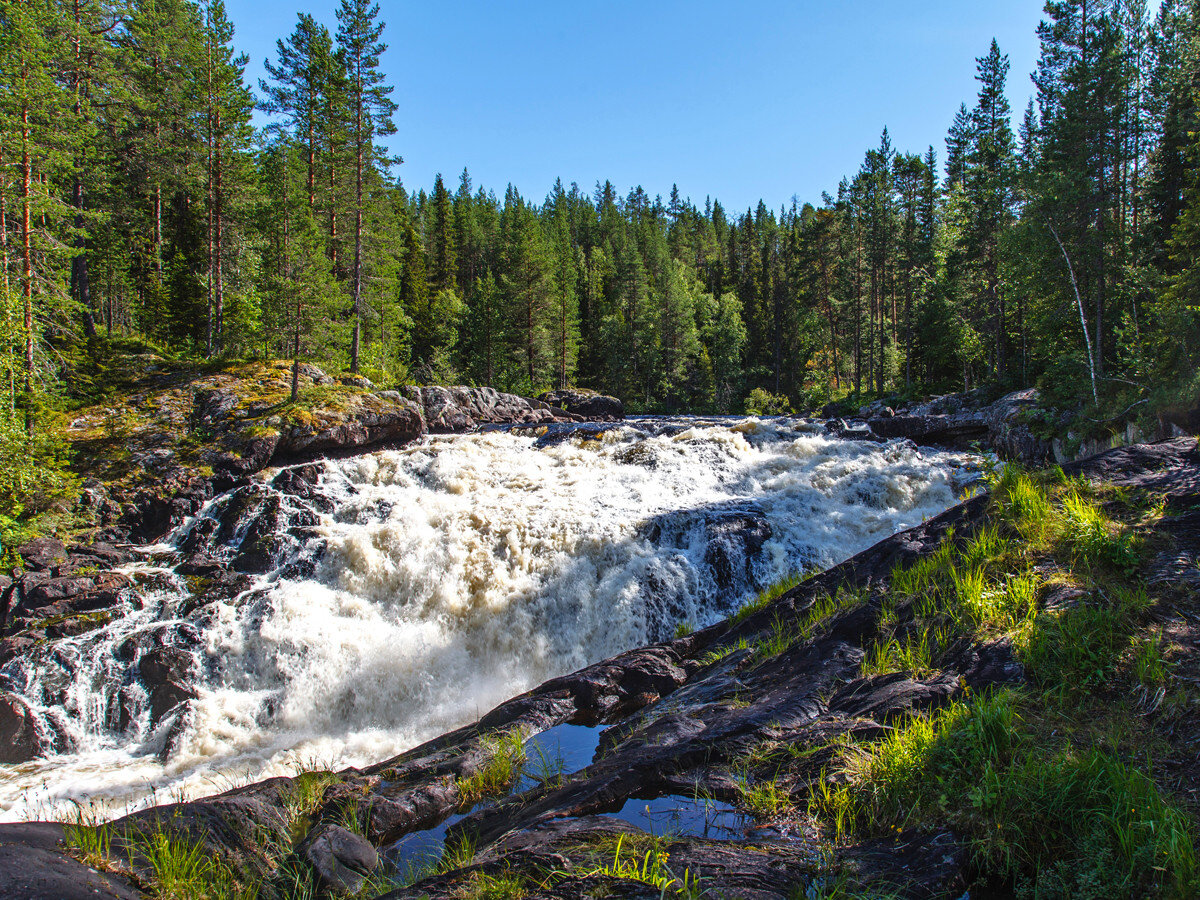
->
<box><xmin>0</xmin><ymin>418</ymin><xmax>981</xmax><ymax>820</ymax></box>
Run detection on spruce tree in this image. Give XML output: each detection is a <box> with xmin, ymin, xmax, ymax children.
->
<box><xmin>0</xmin><ymin>0</ymin><xmax>77</xmax><ymax>430</ymax></box>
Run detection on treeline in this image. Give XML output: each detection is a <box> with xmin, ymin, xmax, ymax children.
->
<box><xmin>3</xmin><ymin>0</ymin><xmax>1200</xmax><ymax>431</ymax></box>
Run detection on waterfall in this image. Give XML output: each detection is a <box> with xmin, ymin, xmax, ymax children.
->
<box><xmin>0</xmin><ymin>417</ymin><xmax>981</xmax><ymax>821</ymax></box>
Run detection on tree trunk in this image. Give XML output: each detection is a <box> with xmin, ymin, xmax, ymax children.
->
<box><xmin>0</xmin><ymin>145</ymin><xmax>12</xmax><ymax>412</ymax></box>
<box><xmin>70</xmin><ymin>0</ymin><xmax>95</xmax><ymax>342</ymax></box>
<box><xmin>214</xmin><ymin>113</ymin><xmax>224</xmax><ymax>352</ymax></box>
<box><xmin>328</xmin><ymin>157</ymin><xmax>338</xmax><ymax>273</ymax></box>
<box><xmin>205</xmin><ymin>34</ymin><xmax>215</xmax><ymax>357</ymax></box>
<box><xmin>820</xmin><ymin>257</ymin><xmax>840</xmax><ymax>391</ymax></box>
<box><xmin>307</xmin><ymin>121</ymin><xmax>316</xmax><ymax>210</ymax></box>
<box><xmin>21</xmin><ymin>91</ymin><xmax>35</xmax><ymax>434</ymax></box>
<box><xmin>350</xmin><ymin>124</ymin><xmax>363</xmax><ymax>373</ymax></box>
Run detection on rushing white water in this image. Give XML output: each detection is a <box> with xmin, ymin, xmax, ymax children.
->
<box><xmin>0</xmin><ymin>418</ymin><xmax>981</xmax><ymax>821</ymax></box>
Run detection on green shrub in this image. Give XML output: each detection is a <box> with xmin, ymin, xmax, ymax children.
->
<box><xmin>744</xmin><ymin>387</ymin><xmax>793</xmax><ymax>416</ymax></box>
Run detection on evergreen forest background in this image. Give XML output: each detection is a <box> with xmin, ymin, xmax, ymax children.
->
<box><xmin>3</xmin><ymin>0</ymin><xmax>1200</xmax><ymax>522</ymax></box>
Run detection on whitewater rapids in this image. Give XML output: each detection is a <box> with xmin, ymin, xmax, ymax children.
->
<box><xmin>0</xmin><ymin>418</ymin><xmax>982</xmax><ymax>821</ymax></box>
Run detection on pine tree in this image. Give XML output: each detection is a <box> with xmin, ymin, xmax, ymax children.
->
<box><xmin>201</xmin><ymin>0</ymin><xmax>256</xmax><ymax>355</ymax></box>
<box><xmin>0</xmin><ymin>0</ymin><xmax>77</xmax><ymax>430</ymax></box>
<box><xmin>334</xmin><ymin>0</ymin><xmax>396</xmax><ymax>372</ymax></box>
<box><xmin>124</xmin><ymin>0</ymin><xmax>205</xmax><ymax>303</ymax></box>
<box><xmin>261</xmin><ymin>13</ymin><xmax>336</xmax><ymax>213</ymax></box>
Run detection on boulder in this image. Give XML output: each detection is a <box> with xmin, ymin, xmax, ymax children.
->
<box><xmin>821</xmin><ymin>400</ymin><xmax>854</xmax><ymax>419</ymax></box>
<box><xmin>0</xmin><ymin>823</ymin><xmax>143</xmax><ymax>900</ymax></box>
<box><xmin>15</xmin><ymin>538</ymin><xmax>67</xmax><ymax>573</ymax></box>
<box><xmin>0</xmin><ymin>692</ymin><xmax>54</xmax><ymax>764</ymax></box>
<box><xmin>190</xmin><ymin>388</ymin><xmax>239</xmax><ymax>428</ymax></box>
<box><xmin>298</xmin><ymin>824</ymin><xmax>379</xmax><ymax>894</ymax></box>
<box><xmin>337</xmin><ymin>374</ymin><xmax>375</xmax><ymax>390</ymax></box>
<box><xmin>138</xmin><ymin>646</ymin><xmax>198</xmax><ymax>727</ymax></box>
<box><xmin>701</xmin><ymin>508</ymin><xmax>773</xmax><ymax>591</ymax></box>
<box><xmin>278</xmin><ymin>396</ymin><xmax>423</xmax><ymax>457</ymax></box>
<box><xmin>402</xmin><ymin>386</ymin><xmax>476</xmax><ymax>432</ymax></box>
<box><xmin>296</xmin><ymin>362</ymin><xmax>334</xmax><ymax>385</ymax></box>
<box><xmin>538</xmin><ymin>389</ymin><xmax>624</xmax><ymax>420</ymax></box>
<box><xmin>20</xmin><ymin>576</ymin><xmax>97</xmax><ymax>611</ymax></box>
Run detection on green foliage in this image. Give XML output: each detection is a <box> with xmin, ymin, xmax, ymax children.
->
<box><xmin>811</xmin><ymin>692</ymin><xmax>1197</xmax><ymax>899</ymax></box>
<box><xmin>735</xmin><ymin>774</ymin><xmax>792</xmax><ymax>819</ymax></box>
<box><xmin>456</xmin><ymin>729</ymin><xmax>528</xmax><ymax>804</ymax></box>
<box><xmin>1059</xmin><ymin>492</ymin><xmax>1143</xmax><ymax>573</ymax></box>
<box><xmin>0</xmin><ymin>417</ymin><xmax>78</xmax><ymax>563</ymax></box>
<box><xmin>456</xmin><ymin>870</ymin><xmax>527</xmax><ymax>900</ymax></box>
<box><xmin>1021</xmin><ymin>586</ymin><xmax>1151</xmax><ymax>696</ymax></box>
<box><xmin>61</xmin><ymin>804</ymin><xmax>111</xmax><ymax>870</ymax></box>
<box><xmin>572</xmin><ymin>833</ymin><xmax>702</xmax><ymax>898</ymax></box>
<box><xmin>744</xmin><ymin>387</ymin><xmax>793</xmax><ymax>416</ymax></box>
<box><xmin>1132</xmin><ymin>632</ymin><xmax>1168</xmax><ymax>689</ymax></box>
<box><xmin>734</xmin><ymin>572</ymin><xmax>804</xmax><ymax>623</ymax></box>
<box><xmin>3</xmin><ymin>0</ymin><xmax>1199</xmax><ymax>437</ymax></box>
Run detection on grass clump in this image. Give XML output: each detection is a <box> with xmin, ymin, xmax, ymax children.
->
<box><xmin>989</xmin><ymin>466</ymin><xmax>1056</xmax><ymax>545</ymax></box>
<box><xmin>455</xmin><ymin>870</ymin><xmax>527</xmax><ymax>900</ymax></box>
<box><xmin>62</xmin><ymin>804</ymin><xmax>111</xmax><ymax>870</ymax></box>
<box><xmin>1021</xmin><ymin>586</ymin><xmax>1152</xmax><ymax>696</ymax></box>
<box><xmin>1132</xmin><ymin>631</ymin><xmax>1168</xmax><ymax>688</ymax></box>
<box><xmin>280</xmin><ymin>770</ymin><xmax>338</xmax><ymax>840</ymax></box>
<box><xmin>572</xmin><ymin>833</ymin><xmax>702</xmax><ymax>898</ymax></box>
<box><xmin>735</xmin><ymin>774</ymin><xmax>792</xmax><ymax>819</ymax></box>
<box><xmin>457</xmin><ymin>729</ymin><xmax>528</xmax><ymax>804</ymax></box>
<box><xmin>131</xmin><ymin>827</ymin><xmax>252</xmax><ymax>900</ymax></box>
<box><xmin>734</xmin><ymin>571</ymin><xmax>805</xmax><ymax>623</ymax></box>
<box><xmin>860</xmin><ymin>627</ymin><xmax>943</xmax><ymax>678</ymax></box>
<box><xmin>1060</xmin><ymin>491</ymin><xmax>1143</xmax><ymax>573</ymax></box>
<box><xmin>810</xmin><ymin>691</ymin><xmax>1197</xmax><ymax>899</ymax></box>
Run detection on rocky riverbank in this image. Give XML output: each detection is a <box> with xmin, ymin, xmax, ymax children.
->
<box><xmin>56</xmin><ymin>360</ymin><xmax>624</xmax><ymax>548</ymax></box>
<box><xmin>2</xmin><ymin>436</ymin><xmax>1197</xmax><ymax>899</ymax></box>
<box><xmin>827</xmin><ymin>387</ymin><xmax>1196</xmax><ymax>466</ymax></box>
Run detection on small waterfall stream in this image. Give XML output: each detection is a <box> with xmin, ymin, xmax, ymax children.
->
<box><xmin>0</xmin><ymin>417</ymin><xmax>982</xmax><ymax>821</ymax></box>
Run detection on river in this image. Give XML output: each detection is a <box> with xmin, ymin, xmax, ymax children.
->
<box><xmin>0</xmin><ymin>417</ymin><xmax>981</xmax><ymax>821</ymax></box>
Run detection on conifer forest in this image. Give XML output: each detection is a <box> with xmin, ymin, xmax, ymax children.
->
<box><xmin>2</xmin><ymin>0</ymin><xmax>1200</xmax><ymax>498</ymax></box>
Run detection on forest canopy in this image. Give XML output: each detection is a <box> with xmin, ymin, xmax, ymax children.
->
<box><xmin>1</xmin><ymin>0</ymin><xmax>1199</xmax><ymax>435</ymax></box>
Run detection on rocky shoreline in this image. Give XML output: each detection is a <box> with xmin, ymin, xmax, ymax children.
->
<box><xmin>0</xmin><ymin>376</ymin><xmax>1182</xmax><ymax>772</ymax></box>
<box><xmin>2</xmin><ymin>362</ymin><xmax>1198</xmax><ymax>898</ymax></box>
<box><xmin>2</xmin><ymin>437</ymin><xmax>1196</xmax><ymax>898</ymax></box>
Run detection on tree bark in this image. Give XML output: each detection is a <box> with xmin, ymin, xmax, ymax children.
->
<box><xmin>350</xmin><ymin>104</ymin><xmax>363</xmax><ymax>373</ymax></box>
<box><xmin>21</xmin><ymin>89</ymin><xmax>35</xmax><ymax>434</ymax></box>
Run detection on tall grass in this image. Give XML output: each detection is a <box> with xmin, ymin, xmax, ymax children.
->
<box><xmin>810</xmin><ymin>692</ymin><xmax>1197</xmax><ymax>898</ymax></box>
<box><xmin>1060</xmin><ymin>491</ymin><xmax>1143</xmax><ymax>572</ymax></box>
<box><xmin>734</xmin><ymin>571</ymin><xmax>805</xmax><ymax>623</ymax></box>
<box><xmin>457</xmin><ymin>729</ymin><xmax>528</xmax><ymax>803</ymax></box>
<box><xmin>131</xmin><ymin>827</ymin><xmax>252</xmax><ymax>900</ymax></box>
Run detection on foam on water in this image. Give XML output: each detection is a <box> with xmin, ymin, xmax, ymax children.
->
<box><xmin>0</xmin><ymin>418</ymin><xmax>980</xmax><ymax>821</ymax></box>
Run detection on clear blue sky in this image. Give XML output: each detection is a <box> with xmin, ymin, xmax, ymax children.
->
<box><xmin>225</xmin><ymin>1</ymin><xmax>1104</xmax><ymax>212</ymax></box>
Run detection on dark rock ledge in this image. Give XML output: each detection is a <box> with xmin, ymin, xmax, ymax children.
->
<box><xmin>60</xmin><ymin>361</ymin><xmax>624</xmax><ymax>547</ymax></box>
<box><xmin>830</xmin><ymin>387</ymin><xmax>1196</xmax><ymax>466</ymax></box>
<box><xmin>2</xmin><ymin>437</ymin><xmax>1193</xmax><ymax>899</ymax></box>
